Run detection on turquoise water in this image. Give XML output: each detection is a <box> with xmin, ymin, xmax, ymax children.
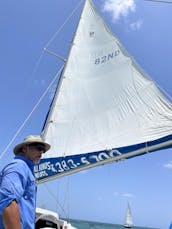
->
<box><xmin>67</xmin><ymin>219</ymin><xmax>158</xmax><ymax>229</ymax></box>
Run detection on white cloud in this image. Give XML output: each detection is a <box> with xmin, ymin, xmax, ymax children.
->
<box><xmin>164</xmin><ymin>161</ymin><xmax>172</xmax><ymax>169</ymax></box>
<box><xmin>122</xmin><ymin>193</ymin><xmax>135</xmax><ymax>198</ymax></box>
<box><xmin>113</xmin><ymin>192</ymin><xmax>120</xmax><ymax>196</ymax></box>
<box><xmin>130</xmin><ymin>19</ymin><xmax>143</xmax><ymax>30</ymax></box>
<box><xmin>103</xmin><ymin>0</ymin><xmax>136</xmax><ymax>22</ymax></box>
<box><xmin>113</xmin><ymin>192</ymin><xmax>135</xmax><ymax>198</ymax></box>
<box><xmin>97</xmin><ymin>196</ymin><xmax>103</xmax><ymax>201</ymax></box>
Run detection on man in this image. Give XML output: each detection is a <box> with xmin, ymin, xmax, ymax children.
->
<box><xmin>0</xmin><ymin>135</ymin><xmax>50</xmax><ymax>229</ymax></box>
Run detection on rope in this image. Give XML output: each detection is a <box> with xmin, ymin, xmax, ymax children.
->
<box><xmin>0</xmin><ymin>66</ymin><xmax>63</xmax><ymax>159</ymax></box>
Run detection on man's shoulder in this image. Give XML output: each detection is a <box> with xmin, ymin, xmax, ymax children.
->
<box><xmin>2</xmin><ymin>158</ymin><xmax>29</xmax><ymax>174</ymax></box>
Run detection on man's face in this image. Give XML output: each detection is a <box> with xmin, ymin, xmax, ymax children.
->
<box><xmin>23</xmin><ymin>143</ymin><xmax>45</xmax><ymax>163</ymax></box>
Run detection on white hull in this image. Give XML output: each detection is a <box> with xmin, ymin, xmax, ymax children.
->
<box><xmin>35</xmin><ymin>208</ymin><xmax>77</xmax><ymax>229</ymax></box>
<box><xmin>124</xmin><ymin>224</ymin><xmax>132</xmax><ymax>228</ymax></box>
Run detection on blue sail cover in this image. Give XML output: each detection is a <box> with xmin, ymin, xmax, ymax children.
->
<box><xmin>36</xmin><ymin>0</ymin><xmax>172</xmax><ymax>183</ymax></box>
<box><xmin>36</xmin><ymin>134</ymin><xmax>172</xmax><ymax>182</ymax></box>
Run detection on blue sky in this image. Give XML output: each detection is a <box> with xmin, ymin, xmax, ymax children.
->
<box><xmin>0</xmin><ymin>0</ymin><xmax>172</xmax><ymax>228</ymax></box>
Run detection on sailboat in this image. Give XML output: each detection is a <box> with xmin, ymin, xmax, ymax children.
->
<box><xmin>0</xmin><ymin>0</ymin><xmax>171</xmax><ymax>227</ymax></box>
<box><xmin>29</xmin><ymin>0</ymin><xmax>172</xmax><ymax>227</ymax></box>
<box><xmin>31</xmin><ymin>0</ymin><xmax>172</xmax><ymax>224</ymax></box>
<box><xmin>34</xmin><ymin>0</ymin><xmax>172</xmax><ymax>183</ymax></box>
<box><xmin>124</xmin><ymin>203</ymin><xmax>133</xmax><ymax>228</ymax></box>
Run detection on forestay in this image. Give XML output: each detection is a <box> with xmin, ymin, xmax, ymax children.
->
<box><xmin>35</xmin><ymin>0</ymin><xmax>172</xmax><ymax>183</ymax></box>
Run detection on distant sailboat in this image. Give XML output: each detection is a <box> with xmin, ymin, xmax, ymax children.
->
<box><xmin>124</xmin><ymin>203</ymin><xmax>133</xmax><ymax>228</ymax></box>
<box><xmin>34</xmin><ymin>0</ymin><xmax>172</xmax><ymax>183</ymax></box>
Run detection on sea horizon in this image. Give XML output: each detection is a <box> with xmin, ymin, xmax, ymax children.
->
<box><xmin>64</xmin><ymin>218</ymin><xmax>159</xmax><ymax>229</ymax></box>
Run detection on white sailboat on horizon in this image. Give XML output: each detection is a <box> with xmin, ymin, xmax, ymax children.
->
<box><xmin>124</xmin><ymin>203</ymin><xmax>133</xmax><ymax>228</ymax></box>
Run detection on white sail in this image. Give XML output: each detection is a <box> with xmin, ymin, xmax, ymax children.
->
<box><xmin>34</xmin><ymin>0</ymin><xmax>172</xmax><ymax>182</ymax></box>
<box><xmin>124</xmin><ymin>203</ymin><xmax>133</xmax><ymax>228</ymax></box>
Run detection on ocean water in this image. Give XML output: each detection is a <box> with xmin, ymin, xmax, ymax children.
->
<box><xmin>67</xmin><ymin>219</ymin><xmax>158</xmax><ymax>229</ymax></box>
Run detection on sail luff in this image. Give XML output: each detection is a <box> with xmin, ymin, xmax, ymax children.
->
<box><xmin>42</xmin><ymin>0</ymin><xmax>86</xmax><ymax>139</ymax></box>
<box><xmin>41</xmin><ymin>67</ymin><xmax>64</xmax><ymax>135</ymax></box>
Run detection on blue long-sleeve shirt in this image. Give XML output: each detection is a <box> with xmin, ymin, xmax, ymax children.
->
<box><xmin>0</xmin><ymin>155</ymin><xmax>36</xmax><ymax>229</ymax></box>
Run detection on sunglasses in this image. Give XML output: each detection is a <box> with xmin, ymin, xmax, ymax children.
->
<box><xmin>28</xmin><ymin>143</ymin><xmax>46</xmax><ymax>153</ymax></box>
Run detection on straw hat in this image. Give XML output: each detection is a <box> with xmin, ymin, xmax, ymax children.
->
<box><xmin>13</xmin><ymin>135</ymin><xmax>51</xmax><ymax>154</ymax></box>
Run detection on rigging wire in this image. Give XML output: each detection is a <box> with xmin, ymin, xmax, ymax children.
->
<box><xmin>44</xmin><ymin>0</ymin><xmax>83</xmax><ymax>49</ymax></box>
<box><xmin>144</xmin><ymin>0</ymin><xmax>172</xmax><ymax>3</ymax></box>
<box><xmin>30</xmin><ymin>51</ymin><xmax>44</xmax><ymax>79</ymax></box>
<box><xmin>0</xmin><ymin>66</ymin><xmax>63</xmax><ymax>159</ymax></box>
<box><xmin>42</xmin><ymin>179</ymin><xmax>71</xmax><ymax>219</ymax></box>
<box><xmin>62</xmin><ymin>177</ymin><xmax>71</xmax><ymax>219</ymax></box>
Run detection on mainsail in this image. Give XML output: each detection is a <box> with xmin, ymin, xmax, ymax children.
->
<box><xmin>124</xmin><ymin>203</ymin><xmax>133</xmax><ymax>228</ymax></box>
<box><xmin>35</xmin><ymin>0</ymin><xmax>172</xmax><ymax>183</ymax></box>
